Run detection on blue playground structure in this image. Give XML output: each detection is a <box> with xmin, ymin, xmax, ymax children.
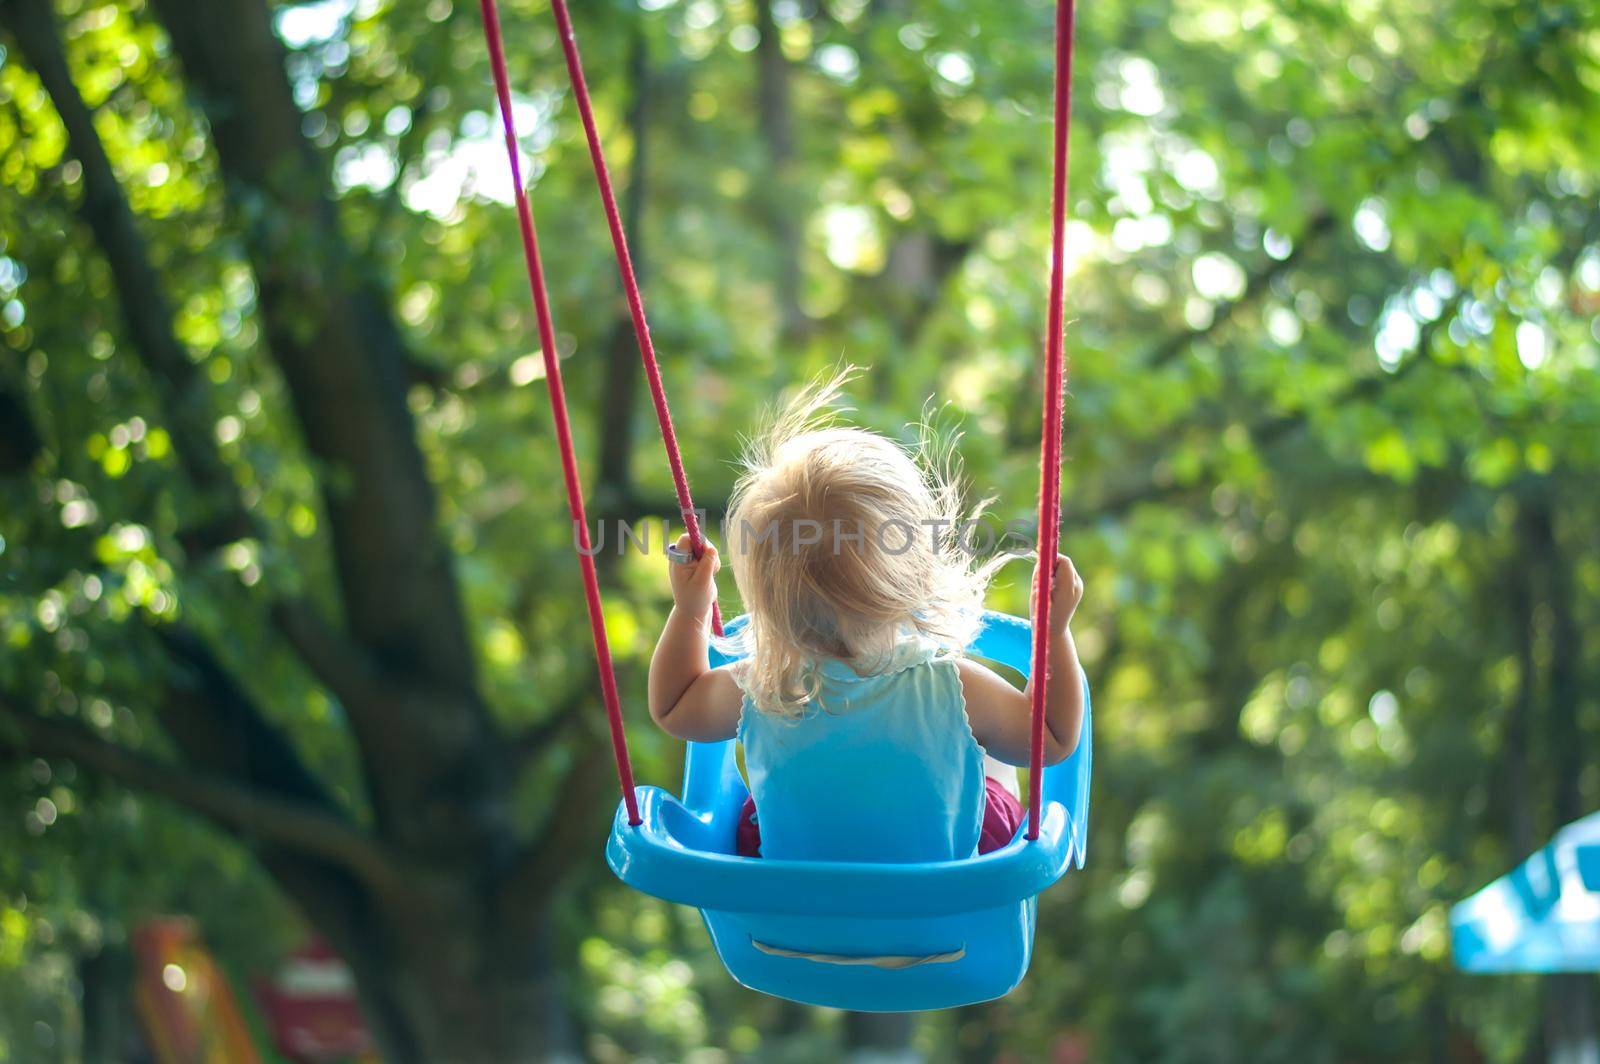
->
<box><xmin>1453</xmin><ymin>811</ymin><xmax>1600</xmax><ymax>973</ymax></box>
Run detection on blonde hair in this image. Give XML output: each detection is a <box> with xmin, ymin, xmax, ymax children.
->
<box><xmin>720</xmin><ymin>370</ymin><xmax>1002</xmax><ymax>716</ymax></box>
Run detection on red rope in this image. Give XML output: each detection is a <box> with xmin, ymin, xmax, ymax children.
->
<box><xmin>1028</xmin><ymin>0</ymin><xmax>1077</xmax><ymax>842</ymax></box>
<box><xmin>477</xmin><ymin>0</ymin><xmax>639</xmax><ymax>825</ymax></box>
<box><xmin>480</xmin><ymin>0</ymin><xmax>1074</xmax><ymax>835</ymax></box>
<box><xmin>548</xmin><ymin>0</ymin><xmax>723</xmax><ymax>637</ymax></box>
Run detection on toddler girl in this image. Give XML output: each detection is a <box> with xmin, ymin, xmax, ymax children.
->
<box><xmin>648</xmin><ymin>378</ymin><xmax>1085</xmax><ymax>862</ymax></box>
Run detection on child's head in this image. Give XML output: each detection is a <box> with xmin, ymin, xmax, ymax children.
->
<box><xmin>724</xmin><ymin>371</ymin><xmax>997</xmax><ymax>714</ymax></box>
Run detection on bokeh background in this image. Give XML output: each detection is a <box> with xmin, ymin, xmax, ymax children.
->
<box><xmin>1</xmin><ymin>0</ymin><xmax>1597</xmax><ymax>1060</ymax></box>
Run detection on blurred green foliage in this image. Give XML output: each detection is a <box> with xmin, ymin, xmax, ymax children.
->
<box><xmin>1</xmin><ymin>0</ymin><xmax>1598</xmax><ymax>1059</ymax></box>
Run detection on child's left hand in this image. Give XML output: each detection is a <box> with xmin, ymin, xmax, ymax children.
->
<box><xmin>668</xmin><ymin>533</ymin><xmax>720</xmax><ymax>619</ymax></box>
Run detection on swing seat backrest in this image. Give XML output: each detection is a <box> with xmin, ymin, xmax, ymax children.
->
<box><xmin>606</xmin><ymin>611</ymin><xmax>1092</xmax><ymax>1012</ymax></box>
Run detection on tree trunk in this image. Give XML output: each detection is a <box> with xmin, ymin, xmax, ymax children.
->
<box><xmin>256</xmin><ymin>852</ymin><xmax>578</xmax><ymax>1064</ymax></box>
<box><xmin>1521</xmin><ymin>491</ymin><xmax>1598</xmax><ymax>1064</ymax></box>
<box><xmin>78</xmin><ymin>943</ymin><xmax>135</xmax><ymax>1064</ymax></box>
<box><xmin>843</xmin><ymin>1010</ymin><xmax>920</xmax><ymax>1062</ymax></box>
<box><xmin>1545</xmin><ymin>977</ymin><xmax>1600</xmax><ymax>1064</ymax></box>
<box><xmin>752</xmin><ymin>0</ymin><xmax>807</xmax><ymax>342</ymax></box>
<box><xmin>354</xmin><ymin>900</ymin><xmax>576</xmax><ymax>1063</ymax></box>
<box><xmin>595</xmin><ymin>22</ymin><xmax>651</xmax><ymax>587</ymax></box>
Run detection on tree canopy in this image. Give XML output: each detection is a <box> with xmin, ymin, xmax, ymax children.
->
<box><xmin>1</xmin><ymin>0</ymin><xmax>1597</xmax><ymax>1060</ymax></box>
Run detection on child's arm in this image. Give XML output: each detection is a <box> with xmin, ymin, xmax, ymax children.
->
<box><xmin>959</xmin><ymin>554</ymin><xmax>1086</xmax><ymax>767</ymax></box>
<box><xmin>648</xmin><ymin>534</ymin><xmax>742</xmax><ymax>742</ymax></box>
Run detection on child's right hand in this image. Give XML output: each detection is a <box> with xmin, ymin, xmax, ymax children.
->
<box><xmin>1031</xmin><ymin>552</ymin><xmax>1083</xmax><ymax>633</ymax></box>
<box><xmin>668</xmin><ymin>533</ymin><xmax>720</xmax><ymax>619</ymax></box>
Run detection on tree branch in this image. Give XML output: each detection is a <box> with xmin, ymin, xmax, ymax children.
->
<box><xmin>594</xmin><ymin>22</ymin><xmax>652</xmax><ymax>586</ymax></box>
<box><xmin>507</xmin><ymin>677</ymin><xmax>606</xmax><ymax>775</ymax></box>
<box><xmin>144</xmin><ymin>617</ymin><xmax>508</xmax><ymax>872</ymax></box>
<box><xmin>0</xmin><ymin>696</ymin><xmax>397</xmax><ymax>890</ymax></box>
<box><xmin>271</xmin><ymin>598</ymin><xmax>389</xmax><ymax>712</ymax></box>
<box><xmin>0</xmin><ymin>0</ymin><xmax>412</xmax><ymax>858</ymax></box>
<box><xmin>1070</xmin><ymin>308</ymin><xmax>1456</xmax><ymax>525</ymax></box>
<box><xmin>0</xmin><ymin>1</ymin><xmax>454</xmax><ymax>826</ymax></box>
<box><xmin>0</xmin><ymin>5</ymin><xmax>377</xmax><ymax>843</ymax></box>
<box><xmin>496</xmin><ymin>735</ymin><xmax>614</xmax><ymax>937</ymax></box>
<box><xmin>15</xmin><ymin>0</ymin><xmax>515</xmax><ymax>846</ymax></box>
<box><xmin>146</xmin><ymin>0</ymin><xmax>483</xmax><ymax>705</ymax></box>
<box><xmin>0</xmin><ymin>0</ymin><xmax>251</xmax><ymax>548</ymax></box>
<box><xmin>752</xmin><ymin>0</ymin><xmax>807</xmax><ymax>341</ymax></box>
<box><xmin>0</xmin><ymin>375</ymin><xmax>41</xmax><ymax>476</ymax></box>
<box><xmin>267</xmin><ymin>599</ymin><xmax>499</xmax><ymax>843</ymax></box>
<box><xmin>362</xmin><ymin>8</ymin><xmax>462</xmax><ymax>257</ymax></box>
<box><xmin>1145</xmin><ymin>209</ymin><xmax>1335</xmax><ymax>371</ymax></box>
<box><xmin>1138</xmin><ymin>15</ymin><xmax>1577</xmax><ymax>378</ymax></box>
<box><xmin>147</xmin><ymin>623</ymin><xmax>345</xmax><ymax>807</ymax></box>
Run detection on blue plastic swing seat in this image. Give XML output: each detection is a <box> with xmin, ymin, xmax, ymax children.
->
<box><xmin>606</xmin><ymin>611</ymin><xmax>1092</xmax><ymax>1012</ymax></box>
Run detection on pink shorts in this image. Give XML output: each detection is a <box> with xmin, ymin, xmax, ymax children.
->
<box><xmin>735</xmin><ymin>776</ymin><xmax>1026</xmax><ymax>858</ymax></box>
